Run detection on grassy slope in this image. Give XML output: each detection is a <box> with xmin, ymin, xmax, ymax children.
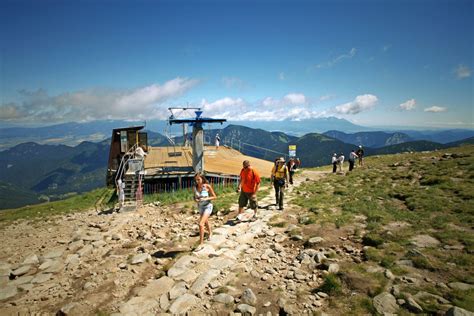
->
<box><xmin>295</xmin><ymin>145</ymin><xmax>474</xmax><ymax>313</ymax></box>
<box><xmin>0</xmin><ymin>188</ymin><xmax>115</xmax><ymax>224</ymax></box>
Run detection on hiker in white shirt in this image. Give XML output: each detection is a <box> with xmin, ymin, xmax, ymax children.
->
<box><xmin>338</xmin><ymin>153</ymin><xmax>345</xmax><ymax>172</ymax></box>
<box><xmin>332</xmin><ymin>153</ymin><xmax>338</xmax><ymax>173</ymax></box>
<box><xmin>215</xmin><ymin>134</ymin><xmax>221</xmax><ymax>149</ymax></box>
<box><xmin>135</xmin><ymin>145</ymin><xmax>147</xmax><ymax>159</ymax></box>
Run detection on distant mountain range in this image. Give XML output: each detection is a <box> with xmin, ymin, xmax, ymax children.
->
<box><xmin>2</xmin><ymin>119</ymin><xmax>473</xmax><ymax>150</ymax></box>
<box><xmin>0</xmin><ymin>140</ymin><xmax>109</xmax><ymax>209</ymax></box>
<box><xmin>1</xmin><ymin>123</ymin><xmax>473</xmax><ymax>210</ymax></box>
<box><xmin>323</xmin><ymin>130</ymin><xmax>413</xmax><ymax>148</ymax></box>
<box><xmin>229</xmin><ymin>117</ymin><xmax>367</xmax><ymax>135</ymax></box>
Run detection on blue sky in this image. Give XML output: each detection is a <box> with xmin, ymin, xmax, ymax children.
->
<box><xmin>0</xmin><ymin>0</ymin><xmax>472</xmax><ymax>129</ymax></box>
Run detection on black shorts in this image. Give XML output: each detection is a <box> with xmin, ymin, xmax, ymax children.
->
<box><xmin>238</xmin><ymin>191</ymin><xmax>258</xmax><ymax>209</ymax></box>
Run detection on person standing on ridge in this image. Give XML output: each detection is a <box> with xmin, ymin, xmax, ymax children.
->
<box><xmin>237</xmin><ymin>160</ymin><xmax>261</xmax><ymax>219</ymax></box>
<box><xmin>194</xmin><ymin>173</ymin><xmax>216</xmax><ymax>248</ymax></box>
<box><xmin>215</xmin><ymin>133</ymin><xmax>221</xmax><ymax>149</ymax></box>
<box><xmin>271</xmin><ymin>157</ymin><xmax>289</xmax><ymax>210</ymax></box>
<box><xmin>348</xmin><ymin>150</ymin><xmax>359</xmax><ymax>171</ymax></box>
<box><xmin>332</xmin><ymin>153</ymin><xmax>338</xmax><ymax>173</ymax></box>
<box><xmin>338</xmin><ymin>153</ymin><xmax>345</xmax><ymax>172</ymax></box>
<box><xmin>356</xmin><ymin>145</ymin><xmax>364</xmax><ymax>166</ymax></box>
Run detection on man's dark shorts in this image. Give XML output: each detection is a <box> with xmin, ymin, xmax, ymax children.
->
<box><xmin>239</xmin><ymin>191</ymin><xmax>258</xmax><ymax>209</ymax></box>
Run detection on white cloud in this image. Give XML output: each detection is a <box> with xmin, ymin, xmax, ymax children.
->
<box><xmin>117</xmin><ymin>78</ymin><xmax>198</xmax><ymax>110</ymax></box>
<box><xmin>334</xmin><ymin>94</ymin><xmax>378</xmax><ymax>115</ymax></box>
<box><xmin>424</xmin><ymin>106</ymin><xmax>447</xmax><ymax>113</ymax></box>
<box><xmin>201</xmin><ymin>97</ymin><xmax>247</xmax><ymax>113</ymax></box>
<box><xmin>283</xmin><ymin>93</ymin><xmax>306</xmax><ymax>105</ymax></box>
<box><xmin>199</xmin><ymin>93</ymin><xmax>321</xmax><ymax>121</ymax></box>
<box><xmin>279</xmin><ymin>72</ymin><xmax>285</xmax><ymax>80</ymax></box>
<box><xmin>0</xmin><ymin>78</ymin><xmax>199</xmax><ymax>123</ymax></box>
<box><xmin>262</xmin><ymin>97</ymin><xmax>279</xmax><ymax>107</ymax></box>
<box><xmin>399</xmin><ymin>99</ymin><xmax>416</xmax><ymax>111</ymax></box>
<box><xmin>454</xmin><ymin>64</ymin><xmax>471</xmax><ymax>79</ymax></box>
<box><xmin>262</xmin><ymin>93</ymin><xmax>307</xmax><ymax>108</ymax></box>
<box><xmin>312</xmin><ymin>48</ymin><xmax>357</xmax><ymax>69</ymax></box>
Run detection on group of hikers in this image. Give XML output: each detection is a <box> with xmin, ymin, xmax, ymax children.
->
<box><xmin>118</xmin><ymin>142</ymin><xmax>365</xmax><ymax>251</ymax></box>
<box><xmin>193</xmin><ymin>156</ymin><xmax>301</xmax><ymax>250</ymax></box>
<box><xmin>332</xmin><ymin>145</ymin><xmax>364</xmax><ymax>173</ymax></box>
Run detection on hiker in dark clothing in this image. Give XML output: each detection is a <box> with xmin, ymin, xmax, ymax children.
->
<box><xmin>356</xmin><ymin>145</ymin><xmax>365</xmax><ymax>166</ymax></box>
<box><xmin>287</xmin><ymin>158</ymin><xmax>297</xmax><ymax>185</ymax></box>
<box><xmin>332</xmin><ymin>153</ymin><xmax>338</xmax><ymax>173</ymax></box>
<box><xmin>349</xmin><ymin>150</ymin><xmax>359</xmax><ymax>171</ymax></box>
<box><xmin>271</xmin><ymin>157</ymin><xmax>289</xmax><ymax>210</ymax></box>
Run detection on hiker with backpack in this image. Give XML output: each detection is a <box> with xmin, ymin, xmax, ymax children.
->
<box><xmin>236</xmin><ymin>160</ymin><xmax>261</xmax><ymax>220</ymax></box>
<box><xmin>348</xmin><ymin>150</ymin><xmax>359</xmax><ymax>171</ymax></box>
<box><xmin>287</xmin><ymin>158</ymin><xmax>297</xmax><ymax>185</ymax></box>
<box><xmin>194</xmin><ymin>173</ymin><xmax>216</xmax><ymax>248</ymax></box>
<box><xmin>271</xmin><ymin>157</ymin><xmax>289</xmax><ymax>210</ymax></box>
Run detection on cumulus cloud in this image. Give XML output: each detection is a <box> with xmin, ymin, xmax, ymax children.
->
<box><xmin>312</xmin><ymin>48</ymin><xmax>357</xmax><ymax>70</ymax></box>
<box><xmin>261</xmin><ymin>93</ymin><xmax>307</xmax><ymax>108</ymax></box>
<box><xmin>283</xmin><ymin>93</ymin><xmax>306</xmax><ymax>105</ymax></box>
<box><xmin>334</xmin><ymin>94</ymin><xmax>378</xmax><ymax>115</ymax></box>
<box><xmin>198</xmin><ymin>93</ymin><xmax>321</xmax><ymax>121</ymax></box>
<box><xmin>454</xmin><ymin>64</ymin><xmax>471</xmax><ymax>79</ymax></box>
<box><xmin>0</xmin><ymin>78</ymin><xmax>199</xmax><ymax>123</ymax></box>
<box><xmin>399</xmin><ymin>99</ymin><xmax>416</xmax><ymax>111</ymax></box>
<box><xmin>424</xmin><ymin>106</ymin><xmax>447</xmax><ymax>113</ymax></box>
<box><xmin>201</xmin><ymin>97</ymin><xmax>247</xmax><ymax>113</ymax></box>
<box><xmin>262</xmin><ymin>97</ymin><xmax>279</xmax><ymax>107</ymax></box>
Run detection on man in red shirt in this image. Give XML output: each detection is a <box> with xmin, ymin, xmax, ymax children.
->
<box><xmin>237</xmin><ymin>160</ymin><xmax>261</xmax><ymax>218</ymax></box>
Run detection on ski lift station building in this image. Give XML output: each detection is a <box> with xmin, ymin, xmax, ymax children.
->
<box><xmin>106</xmin><ymin>120</ymin><xmax>274</xmax><ymax>195</ymax></box>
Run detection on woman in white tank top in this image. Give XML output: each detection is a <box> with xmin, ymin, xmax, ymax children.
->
<box><xmin>194</xmin><ymin>173</ymin><xmax>217</xmax><ymax>248</ymax></box>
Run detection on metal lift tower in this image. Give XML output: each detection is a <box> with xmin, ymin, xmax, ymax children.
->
<box><xmin>168</xmin><ymin>108</ymin><xmax>226</xmax><ymax>173</ymax></box>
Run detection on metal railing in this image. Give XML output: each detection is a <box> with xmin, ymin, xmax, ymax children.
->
<box><xmin>222</xmin><ymin>138</ymin><xmax>288</xmax><ymax>160</ymax></box>
<box><xmin>114</xmin><ymin>143</ymin><xmax>139</xmax><ymax>187</ymax></box>
<box><xmin>115</xmin><ymin>143</ymin><xmax>146</xmax><ymax>208</ymax></box>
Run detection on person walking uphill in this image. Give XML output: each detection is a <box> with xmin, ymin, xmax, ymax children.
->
<box><xmin>287</xmin><ymin>158</ymin><xmax>297</xmax><ymax>185</ymax></box>
<box><xmin>271</xmin><ymin>157</ymin><xmax>289</xmax><ymax>210</ymax></box>
<box><xmin>194</xmin><ymin>173</ymin><xmax>216</xmax><ymax>248</ymax></box>
<box><xmin>237</xmin><ymin>160</ymin><xmax>261</xmax><ymax>218</ymax></box>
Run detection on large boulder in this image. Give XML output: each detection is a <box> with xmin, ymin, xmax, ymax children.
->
<box><xmin>373</xmin><ymin>292</ymin><xmax>398</xmax><ymax>315</ymax></box>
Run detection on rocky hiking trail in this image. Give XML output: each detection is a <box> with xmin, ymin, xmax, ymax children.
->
<box><xmin>1</xmin><ymin>167</ymin><xmax>472</xmax><ymax>315</ymax></box>
<box><xmin>0</xmin><ymin>169</ymin><xmax>327</xmax><ymax>315</ymax></box>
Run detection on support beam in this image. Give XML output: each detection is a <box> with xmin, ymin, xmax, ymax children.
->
<box><xmin>192</xmin><ymin>124</ymin><xmax>204</xmax><ymax>173</ymax></box>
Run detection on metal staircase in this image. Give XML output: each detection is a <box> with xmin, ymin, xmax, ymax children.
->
<box><xmin>115</xmin><ymin>144</ymin><xmax>145</xmax><ymax>212</ymax></box>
